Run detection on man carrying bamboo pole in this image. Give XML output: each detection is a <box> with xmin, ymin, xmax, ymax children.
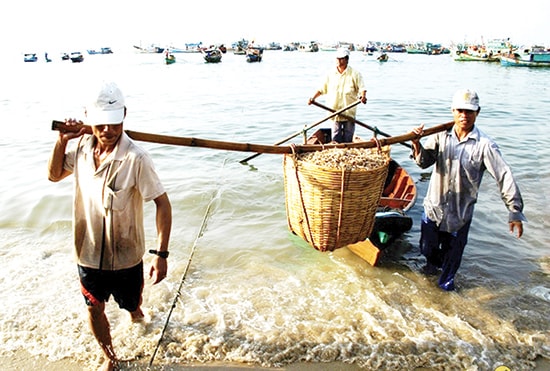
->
<box><xmin>47</xmin><ymin>81</ymin><xmax>172</xmax><ymax>371</ymax></box>
<box><xmin>410</xmin><ymin>89</ymin><xmax>525</xmax><ymax>292</ymax></box>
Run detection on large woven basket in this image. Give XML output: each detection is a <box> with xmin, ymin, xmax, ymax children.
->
<box><xmin>283</xmin><ymin>150</ymin><xmax>390</xmax><ymax>252</ymax></box>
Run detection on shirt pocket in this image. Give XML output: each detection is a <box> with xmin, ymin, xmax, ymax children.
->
<box><xmin>461</xmin><ymin>152</ymin><xmax>482</xmax><ymax>184</ymax></box>
<box><xmin>104</xmin><ymin>187</ymin><xmax>133</xmax><ymax>211</ymax></box>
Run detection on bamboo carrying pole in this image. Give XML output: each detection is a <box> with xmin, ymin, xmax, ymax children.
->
<box><xmin>309</xmin><ymin>100</ymin><xmax>412</xmax><ymax>149</ymax></box>
<box><xmin>51</xmin><ymin>120</ymin><xmax>454</xmax><ymax>154</ymax></box>
<box><xmin>239</xmin><ymin>99</ymin><xmax>362</xmax><ymax>163</ymax></box>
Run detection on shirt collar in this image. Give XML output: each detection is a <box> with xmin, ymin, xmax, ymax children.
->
<box><xmin>448</xmin><ymin>125</ymin><xmax>479</xmax><ymax>142</ymax></box>
<box><xmin>112</xmin><ymin>132</ymin><xmax>131</xmax><ymax>161</ymax></box>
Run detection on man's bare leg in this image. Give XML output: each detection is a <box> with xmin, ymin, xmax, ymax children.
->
<box><xmin>130</xmin><ymin>307</ymin><xmax>145</xmax><ymax>322</ymax></box>
<box><xmin>88</xmin><ymin>302</ymin><xmax>118</xmax><ymax>370</ymax></box>
<box><xmin>130</xmin><ymin>294</ymin><xmax>145</xmax><ymax>323</ymax></box>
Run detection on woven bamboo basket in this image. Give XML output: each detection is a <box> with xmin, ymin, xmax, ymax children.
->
<box><xmin>283</xmin><ymin>149</ymin><xmax>390</xmax><ymax>252</ymax></box>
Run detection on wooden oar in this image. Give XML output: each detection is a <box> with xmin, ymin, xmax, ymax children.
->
<box><xmin>238</xmin><ymin>99</ymin><xmax>362</xmax><ymax>163</ymax></box>
<box><xmin>310</xmin><ymin>100</ymin><xmax>412</xmax><ymax>149</ymax></box>
<box><xmin>51</xmin><ymin>120</ymin><xmax>454</xmax><ymax>154</ymax></box>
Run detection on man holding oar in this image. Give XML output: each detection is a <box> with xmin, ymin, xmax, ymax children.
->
<box><xmin>410</xmin><ymin>89</ymin><xmax>525</xmax><ymax>291</ymax></box>
<box><xmin>308</xmin><ymin>47</ymin><xmax>367</xmax><ymax>143</ymax></box>
<box><xmin>47</xmin><ymin>81</ymin><xmax>172</xmax><ymax>371</ymax></box>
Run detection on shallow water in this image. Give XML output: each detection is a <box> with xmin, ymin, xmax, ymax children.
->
<box><xmin>0</xmin><ymin>49</ymin><xmax>548</xmax><ymax>370</ymax></box>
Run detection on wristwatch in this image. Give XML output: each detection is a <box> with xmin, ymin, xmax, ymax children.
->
<box><xmin>149</xmin><ymin>249</ymin><xmax>169</xmax><ymax>258</ymax></box>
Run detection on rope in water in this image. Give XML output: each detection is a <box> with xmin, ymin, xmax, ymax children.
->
<box><xmin>148</xmin><ymin>157</ymin><xmax>229</xmax><ymax>368</ymax></box>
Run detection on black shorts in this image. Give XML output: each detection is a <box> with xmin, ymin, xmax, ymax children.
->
<box><xmin>78</xmin><ymin>262</ymin><xmax>144</xmax><ymax>312</ymax></box>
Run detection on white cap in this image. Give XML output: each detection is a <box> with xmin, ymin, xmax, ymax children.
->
<box><xmin>85</xmin><ymin>81</ymin><xmax>125</xmax><ymax>125</ymax></box>
<box><xmin>336</xmin><ymin>48</ymin><xmax>350</xmax><ymax>58</ymax></box>
<box><xmin>451</xmin><ymin>89</ymin><xmax>480</xmax><ymax>111</ymax></box>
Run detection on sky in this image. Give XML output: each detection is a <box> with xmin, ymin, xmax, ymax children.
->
<box><xmin>3</xmin><ymin>0</ymin><xmax>549</xmax><ymax>54</ymax></box>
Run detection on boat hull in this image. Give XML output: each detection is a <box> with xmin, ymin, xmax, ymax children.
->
<box><xmin>246</xmin><ymin>49</ymin><xmax>263</xmax><ymax>62</ymax></box>
<box><xmin>203</xmin><ymin>49</ymin><xmax>222</xmax><ymax>63</ymax></box>
<box><xmin>500</xmin><ymin>56</ymin><xmax>550</xmax><ymax>67</ymax></box>
<box><xmin>24</xmin><ymin>54</ymin><xmax>38</xmax><ymax>62</ymax></box>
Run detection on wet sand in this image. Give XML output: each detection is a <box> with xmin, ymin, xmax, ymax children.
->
<box><xmin>2</xmin><ymin>350</ymin><xmax>548</xmax><ymax>370</ymax></box>
<box><xmin>1</xmin><ymin>349</ymin><xmax>362</xmax><ymax>370</ymax></box>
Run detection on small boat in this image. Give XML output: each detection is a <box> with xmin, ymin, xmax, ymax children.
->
<box><xmin>183</xmin><ymin>42</ymin><xmax>204</xmax><ymax>53</ymax></box>
<box><xmin>306</xmin><ymin>128</ymin><xmax>416</xmax><ymax>248</ymax></box>
<box><xmin>500</xmin><ymin>46</ymin><xmax>550</xmax><ymax>67</ymax></box>
<box><xmin>298</xmin><ymin>41</ymin><xmax>319</xmax><ymax>52</ymax></box>
<box><xmin>377</xmin><ymin>53</ymin><xmax>389</xmax><ymax>62</ymax></box>
<box><xmin>246</xmin><ymin>47</ymin><xmax>263</xmax><ymax>62</ymax></box>
<box><xmin>203</xmin><ymin>48</ymin><xmax>222</xmax><ymax>63</ymax></box>
<box><xmin>24</xmin><ymin>53</ymin><xmax>38</xmax><ymax>62</ymax></box>
<box><xmin>283</xmin><ymin>43</ymin><xmax>298</xmax><ymax>52</ymax></box>
<box><xmin>87</xmin><ymin>47</ymin><xmax>113</xmax><ymax>55</ymax></box>
<box><xmin>133</xmin><ymin>44</ymin><xmax>164</xmax><ymax>53</ymax></box>
<box><xmin>69</xmin><ymin>52</ymin><xmax>84</xmax><ymax>63</ymax></box>
<box><xmin>232</xmin><ymin>39</ymin><xmax>248</xmax><ymax>54</ymax></box>
<box><xmin>61</xmin><ymin>53</ymin><xmax>70</xmax><ymax>61</ymax></box>
<box><xmin>165</xmin><ymin>53</ymin><xmax>176</xmax><ymax>65</ymax></box>
<box><xmin>266</xmin><ymin>42</ymin><xmax>282</xmax><ymax>50</ymax></box>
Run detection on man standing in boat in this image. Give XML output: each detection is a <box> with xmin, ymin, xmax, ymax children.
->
<box><xmin>47</xmin><ymin>81</ymin><xmax>172</xmax><ymax>370</ymax></box>
<box><xmin>410</xmin><ymin>89</ymin><xmax>525</xmax><ymax>291</ymax></box>
<box><xmin>308</xmin><ymin>47</ymin><xmax>367</xmax><ymax>143</ymax></box>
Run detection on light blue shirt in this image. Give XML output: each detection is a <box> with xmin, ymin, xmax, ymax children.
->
<box><xmin>414</xmin><ymin>126</ymin><xmax>526</xmax><ymax>232</ymax></box>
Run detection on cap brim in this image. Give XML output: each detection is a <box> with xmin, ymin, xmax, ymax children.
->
<box><xmin>86</xmin><ymin>108</ymin><xmax>125</xmax><ymax>125</ymax></box>
<box><xmin>452</xmin><ymin>104</ymin><xmax>479</xmax><ymax>111</ymax></box>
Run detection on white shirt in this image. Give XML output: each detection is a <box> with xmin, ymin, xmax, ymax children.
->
<box><xmin>64</xmin><ymin>133</ymin><xmax>165</xmax><ymax>270</ymax></box>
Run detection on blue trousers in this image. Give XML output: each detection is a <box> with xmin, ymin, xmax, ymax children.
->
<box><xmin>420</xmin><ymin>213</ymin><xmax>471</xmax><ymax>290</ymax></box>
<box><xmin>332</xmin><ymin>120</ymin><xmax>355</xmax><ymax>143</ymax></box>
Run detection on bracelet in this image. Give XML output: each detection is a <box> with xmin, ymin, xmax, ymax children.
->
<box><xmin>149</xmin><ymin>249</ymin><xmax>169</xmax><ymax>258</ymax></box>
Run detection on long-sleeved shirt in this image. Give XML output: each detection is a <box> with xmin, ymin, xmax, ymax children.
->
<box><xmin>414</xmin><ymin>125</ymin><xmax>526</xmax><ymax>232</ymax></box>
<box><xmin>319</xmin><ymin>66</ymin><xmax>365</xmax><ymax>121</ymax></box>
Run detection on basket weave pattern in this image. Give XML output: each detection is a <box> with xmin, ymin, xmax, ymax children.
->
<box><xmin>283</xmin><ymin>152</ymin><xmax>389</xmax><ymax>252</ymax></box>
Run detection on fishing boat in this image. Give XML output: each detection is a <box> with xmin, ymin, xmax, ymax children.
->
<box><xmin>451</xmin><ymin>45</ymin><xmax>500</xmax><ymax>62</ymax></box>
<box><xmin>165</xmin><ymin>53</ymin><xmax>176</xmax><ymax>65</ymax></box>
<box><xmin>246</xmin><ymin>47</ymin><xmax>263</xmax><ymax>62</ymax></box>
<box><xmin>24</xmin><ymin>53</ymin><xmax>38</xmax><ymax>62</ymax></box>
<box><xmin>203</xmin><ymin>48</ymin><xmax>222</xmax><ymax>63</ymax></box>
<box><xmin>298</xmin><ymin>41</ymin><xmax>319</xmax><ymax>52</ymax></box>
<box><xmin>283</xmin><ymin>43</ymin><xmax>298</xmax><ymax>51</ymax></box>
<box><xmin>87</xmin><ymin>47</ymin><xmax>113</xmax><ymax>54</ymax></box>
<box><xmin>133</xmin><ymin>44</ymin><xmax>164</xmax><ymax>53</ymax></box>
<box><xmin>69</xmin><ymin>52</ymin><xmax>84</xmax><ymax>63</ymax></box>
<box><xmin>500</xmin><ymin>46</ymin><xmax>550</xmax><ymax>67</ymax></box>
<box><xmin>181</xmin><ymin>42</ymin><xmax>204</xmax><ymax>53</ymax></box>
<box><xmin>265</xmin><ymin>42</ymin><xmax>282</xmax><ymax>50</ymax></box>
<box><xmin>377</xmin><ymin>53</ymin><xmax>389</xmax><ymax>62</ymax></box>
<box><xmin>232</xmin><ymin>39</ymin><xmax>248</xmax><ymax>55</ymax></box>
<box><xmin>305</xmin><ymin>128</ymin><xmax>416</xmax><ymax>248</ymax></box>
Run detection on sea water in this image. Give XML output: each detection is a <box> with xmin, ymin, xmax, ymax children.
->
<box><xmin>0</xmin><ymin>49</ymin><xmax>548</xmax><ymax>370</ymax></box>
